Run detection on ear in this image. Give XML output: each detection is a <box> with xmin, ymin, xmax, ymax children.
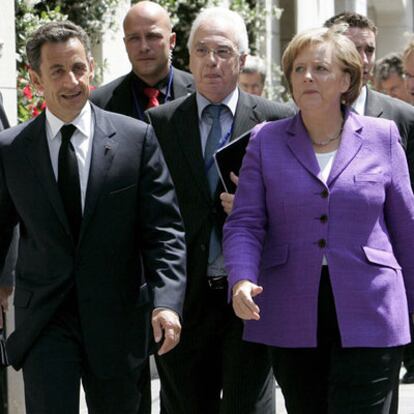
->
<box><xmin>88</xmin><ymin>56</ymin><xmax>95</xmax><ymax>82</ymax></box>
<box><xmin>29</xmin><ymin>68</ymin><xmax>44</xmax><ymax>96</ymax></box>
<box><xmin>239</xmin><ymin>53</ymin><xmax>247</xmax><ymax>71</ymax></box>
<box><xmin>170</xmin><ymin>32</ymin><xmax>176</xmax><ymax>50</ymax></box>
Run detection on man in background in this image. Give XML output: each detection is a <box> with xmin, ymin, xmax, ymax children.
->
<box><xmin>91</xmin><ymin>0</ymin><xmax>194</xmax><ymax>120</ymax></box>
<box><xmin>374</xmin><ymin>53</ymin><xmax>411</xmax><ymax>103</ymax></box>
<box><xmin>403</xmin><ymin>39</ymin><xmax>414</xmax><ymax>105</ymax></box>
<box><xmin>238</xmin><ymin>55</ymin><xmax>266</xmax><ymax>96</ymax></box>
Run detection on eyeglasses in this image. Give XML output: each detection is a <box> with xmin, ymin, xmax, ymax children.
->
<box><xmin>193</xmin><ymin>45</ymin><xmax>238</xmax><ymax>60</ymax></box>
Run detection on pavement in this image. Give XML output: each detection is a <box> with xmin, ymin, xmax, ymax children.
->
<box><xmin>80</xmin><ymin>366</ymin><xmax>414</xmax><ymax>413</ymax></box>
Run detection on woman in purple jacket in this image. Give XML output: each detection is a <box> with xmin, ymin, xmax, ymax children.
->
<box><xmin>223</xmin><ymin>26</ymin><xmax>414</xmax><ymax>414</ymax></box>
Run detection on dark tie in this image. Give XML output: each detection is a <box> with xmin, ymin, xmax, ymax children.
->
<box><xmin>144</xmin><ymin>87</ymin><xmax>160</xmax><ymax>109</ymax></box>
<box><xmin>58</xmin><ymin>124</ymin><xmax>82</xmax><ymax>242</ymax></box>
<box><xmin>204</xmin><ymin>104</ymin><xmax>224</xmax><ymax>264</ymax></box>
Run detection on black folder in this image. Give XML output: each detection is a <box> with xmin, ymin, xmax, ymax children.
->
<box><xmin>214</xmin><ymin>129</ymin><xmax>251</xmax><ymax>194</ymax></box>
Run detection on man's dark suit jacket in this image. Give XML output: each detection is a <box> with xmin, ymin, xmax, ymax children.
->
<box><xmin>0</xmin><ymin>104</ymin><xmax>186</xmax><ymax>375</ymax></box>
<box><xmin>146</xmin><ymin>91</ymin><xmax>294</xmax><ymax>326</ymax></box>
<box><xmin>0</xmin><ymin>93</ymin><xmax>15</xmax><ymax>289</ymax></box>
<box><xmin>90</xmin><ymin>67</ymin><xmax>194</xmax><ymax>119</ymax></box>
<box><xmin>365</xmin><ymin>88</ymin><xmax>414</xmax><ymax>186</ymax></box>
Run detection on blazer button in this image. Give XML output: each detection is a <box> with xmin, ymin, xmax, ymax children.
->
<box><xmin>318</xmin><ymin>239</ymin><xmax>327</xmax><ymax>248</ymax></box>
<box><xmin>321</xmin><ymin>189</ymin><xmax>329</xmax><ymax>198</ymax></box>
<box><xmin>200</xmin><ymin>244</ymin><xmax>207</xmax><ymax>251</ymax></box>
<box><xmin>320</xmin><ymin>214</ymin><xmax>328</xmax><ymax>223</ymax></box>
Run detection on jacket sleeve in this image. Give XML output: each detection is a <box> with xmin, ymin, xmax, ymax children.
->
<box><xmin>137</xmin><ymin>124</ymin><xmax>187</xmax><ymax>317</ymax></box>
<box><xmin>223</xmin><ymin>123</ymin><xmax>268</xmax><ymax>292</ymax></box>
<box><xmin>384</xmin><ymin>121</ymin><xmax>414</xmax><ymax>312</ymax></box>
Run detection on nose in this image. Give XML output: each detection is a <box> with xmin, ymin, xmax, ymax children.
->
<box><xmin>139</xmin><ymin>38</ymin><xmax>150</xmax><ymax>52</ymax></box>
<box><xmin>65</xmin><ymin>71</ymin><xmax>79</xmax><ymax>87</ymax></box>
<box><xmin>205</xmin><ymin>50</ymin><xmax>219</xmax><ymax>66</ymax></box>
<box><xmin>304</xmin><ymin>68</ymin><xmax>313</xmax><ymax>82</ymax></box>
<box><xmin>359</xmin><ymin>51</ymin><xmax>369</xmax><ymax>66</ymax></box>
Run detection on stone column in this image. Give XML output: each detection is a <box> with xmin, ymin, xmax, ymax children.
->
<box><xmin>296</xmin><ymin>0</ymin><xmax>335</xmax><ymax>32</ymax></box>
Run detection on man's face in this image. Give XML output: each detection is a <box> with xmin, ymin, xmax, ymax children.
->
<box><xmin>345</xmin><ymin>27</ymin><xmax>376</xmax><ymax>85</ymax></box>
<box><xmin>29</xmin><ymin>37</ymin><xmax>94</xmax><ymax>123</ymax></box>
<box><xmin>377</xmin><ymin>72</ymin><xmax>411</xmax><ymax>103</ymax></box>
<box><xmin>189</xmin><ymin>20</ymin><xmax>246</xmax><ymax>103</ymax></box>
<box><xmin>239</xmin><ymin>72</ymin><xmax>264</xmax><ymax>96</ymax></box>
<box><xmin>123</xmin><ymin>8</ymin><xmax>175</xmax><ymax>85</ymax></box>
<box><xmin>404</xmin><ymin>51</ymin><xmax>414</xmax><ymax>104</ymax></box>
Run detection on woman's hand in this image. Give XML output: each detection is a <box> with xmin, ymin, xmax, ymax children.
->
<box><xmin>232</xmin><ymin>280</ymin><xmax>263</xmax><ymax>320</ymax></box>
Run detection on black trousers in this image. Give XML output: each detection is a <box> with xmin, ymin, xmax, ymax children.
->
<box><xmin>22</xmin><ymin>291</ymin><xmax>146</xmax><ymax>414</ymax></box>
<box><xmin>155</xmin><ymin>280</ymin><xmax>275</xmax><ymax>414</ymax></box>
<box><xmin>270</xmin><ymin>267</ymin><xmax>403</xmax><ymax>414</ymax></box>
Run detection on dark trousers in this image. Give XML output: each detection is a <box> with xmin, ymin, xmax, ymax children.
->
<box><xmin>270</xmin><ymin>267</ymin><xmax>403</xmax><ymax>414</ymax></box>
<box><xmin>22</xmin><ymin>292</ymin><xmax>146</xmax><ymax>414</ymax></box>
<box><xmin>403</xmin><ymin>316</ymin><xmax>414</xmax><ymax>371</ymax></box>
<box><xmin>155</xmin><ymin>281</ymin><xmax>275</xmax><ymax>414</ymax></box>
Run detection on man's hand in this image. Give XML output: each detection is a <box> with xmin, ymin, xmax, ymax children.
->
<box><xmin>0</xmin><ymin>286</ymin><xmax>13</xmax><ymax>329</ymax></box>
<box><xmin>220</xmin><ymin>172</ymin><xmax>239</xmax><ymax>215</ymax></box>
<box><xmin>152</xmin><ymin>308</ymin><xmax>181</xmax><ymax>356</ymax></box>
<box><xmin>232</xmin><ymin>280</ymin><xmax>263</xmax><ymax>321</ymax></box>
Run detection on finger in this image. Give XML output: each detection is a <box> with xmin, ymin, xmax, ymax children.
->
<box><xmin>152</xmin><ymin>319</ymin><xmax>163</xmax><ymax>343</ymax></box>
<box><xmin>158</xmin><ymin>327</ymin><xmax>176</xmax><ymax>356</ymax></box>
<box><xmin>251</xmin><ymin>286</ymin><xmax>263</xmax><ymax>297</ymax></box>
<box><xmin>233</xmin><ymin>296</ymin><xmax>260</xmax><ymax>320</ymax></box>
<box><xmin>230</xmin><ymin>172</ymin><xmax>239</xmax><ymax>186</ymax></box>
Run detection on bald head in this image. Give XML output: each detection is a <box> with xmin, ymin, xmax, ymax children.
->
<box><xmin>123</xmin><ymin>1</ymin><xmax>176</xmax><ymax>85</ymax></box>
<box><xmin>123</xmin><ymin>1</ymin><xmax>172</xmax><ymax>34</ymax></box>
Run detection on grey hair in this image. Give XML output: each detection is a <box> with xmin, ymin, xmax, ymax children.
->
<box><xmin>241</xmin><ymin>55</ymin><xmax>266</xmax><ymax>82</ymax></box>
<box><xmin>187</xmin><ymin>7</ymin><xmax>249</xmax><ymax>54</ymax></box>
<box><xmin>26</xmin><ymin>21</ymin><xmax>91</xmax><ymax>73</ymax></box>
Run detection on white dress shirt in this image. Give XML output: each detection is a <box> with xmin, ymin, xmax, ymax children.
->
<box><xmin>352</xmin><ymin>85</ymin><xmax>367</xmax><ymax>115</ymax></box>
<box><xmin>45</xmin><ymin>103</ymin><xmax>94</xmax><ymax>211</ymax></box>
<box><xmin>316</xmin><ymin>150</ymin><xmax>337</xmax><ymax>266</ymax></box>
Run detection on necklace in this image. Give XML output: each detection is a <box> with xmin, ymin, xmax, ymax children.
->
<box><xmin>311</xmin><ymin>124</ymin><xmax>343</xmax><ymax>147</ymax></box>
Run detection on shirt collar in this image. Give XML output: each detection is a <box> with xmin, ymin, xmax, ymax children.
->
<box><xmin>352</xmin><ymin>85</ymin><xmax>367</xmax><ymax>115</ymax></box>
<box><xmin>196</xmin><ymin>88</ymin><xmax>239</xmax><ymax>120</ymax></box>
<box><xmin>46</xmin><ymin>102</ymin><xmax>92</xmax><ymax>141</ymax></box>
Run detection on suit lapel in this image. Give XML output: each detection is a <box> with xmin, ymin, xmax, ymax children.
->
<box><xmin>174</xmin><ymin>94</ymin><xmax>211</xmax><ymax>203</ymax></box>
<box><xmin>22</xmin><ymin>112</ymin><xmax>70</xmax><ymax>234</ymax></box>
<box><xmin>364</xmin><ymin>88</ymin><xmax>384</xmax><ymax>118</ymax></box>
<box><xmin>231</xmin><ymin>91</ymin><xmax>264</xmax><ymax>140</ymax></box>
<box><xmin>327</xmin><ymin>112</ymin><xmax>363</xmax><ymax>186</ymax></box>
<box><xmin>80</xmin><ymin>105</ymin><xmax>118</xmax><ymax>240</ymax></box>
<box><xmin>286</xmin><ymin>113</ymin><xmax>320</xmax><ymax>179</ymax></box>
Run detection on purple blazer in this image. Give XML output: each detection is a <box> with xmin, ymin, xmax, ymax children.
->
<box><xmin>223</xmin><ymin>110</ymin><xmax>414</xmax><ymax>348</ymax></box>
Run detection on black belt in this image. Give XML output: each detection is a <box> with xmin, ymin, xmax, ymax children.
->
<box><xmin>207</xmin><ymin>276</ymin><xmax>227</xmax><ymax>290</ymax></box>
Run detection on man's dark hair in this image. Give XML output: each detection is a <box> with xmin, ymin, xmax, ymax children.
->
<box><xmin>324</xmin><ymin>12</ymin><xmax>378</xmax><ymax>35</ymax></box>
<box><xmin>374</xmin><ymin>53</ymin><xmax>405</xmax><ymax>83</ymax></box>
<box><xmin>26</xmin><ymin>21</ymin><xmax>91</xmax><ymax>73</ymax></box>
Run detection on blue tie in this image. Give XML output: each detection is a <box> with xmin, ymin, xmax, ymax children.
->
<box><xmin>204</xmin><ymin>104</ymin><xmax>224</xmax><ymax>264</ymax></box>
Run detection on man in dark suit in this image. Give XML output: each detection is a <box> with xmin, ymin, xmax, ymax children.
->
<box><xmin>324</xmin><ymin>12</ymin><xmax>414</xmax><ymax>184</ymax></box>
<box><xmin>91</xmin><ymin>1</ymin><xmax>194</xmax><ymax>121</ymax></box>
<box><xmin>325</xmin><ymin>12</ymin><xmax>414</xmax><ymax>413</ymax></box>
<box><xmin>147</xmin><ymin>7</ymin><xmax>294</xmax><ymax>414</ymax></box>
<box><xmin>0</xmin><ymin>92</ymin><xmax>14</xmax><ymax>414</ymax></box>
<box><xmin>0</xmin><ymin>21</ymin><xmax>186</xmax><ymax>414</ymax></box>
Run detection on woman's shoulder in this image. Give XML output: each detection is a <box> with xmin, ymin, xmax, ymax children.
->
<box><xmin>251</xmin><ymin>115</ymin><xmax>296</xmax><ymax>140</ymax></box>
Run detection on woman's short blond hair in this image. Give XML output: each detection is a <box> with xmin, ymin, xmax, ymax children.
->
<box><xmin>282</xmin><ymin>26</ymin><xmax>362</xmax><ymax>106</ymax></box>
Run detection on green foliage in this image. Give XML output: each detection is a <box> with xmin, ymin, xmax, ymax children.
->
<box><xmin>15</xmin><ymin>0</ymin><xmax>121</xmax><ymax>123</ymax></box>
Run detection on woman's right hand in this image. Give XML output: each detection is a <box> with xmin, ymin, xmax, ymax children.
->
<box><xmin>232</xmin><ymin>280</ymin><xmax>263</xmax><ymax>320</ymax></box>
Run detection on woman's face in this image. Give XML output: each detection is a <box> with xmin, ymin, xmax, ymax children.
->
<box><xmin>290</xmin><ymin>42</ymin><xmax>350</xmax><ymax>112</ymax></box>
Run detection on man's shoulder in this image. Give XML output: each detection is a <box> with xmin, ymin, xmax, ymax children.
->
<box><xmin>90</xmin><ymin>73</ymin><xmax>131</xmax><ymax>104</ymax></box>
<box><xmin>92</xmin><ymin>103</ymin><xmax>148</xmax><ymax>132</ymax></box>
<box><xmin>146</xmin><ymin>93</ymin><xmax>193</xmax><ymax>122</ymax></box>
<box><xmin>0</xmin><ymin>116</ymin><xmax>39</xmax><ymax>147</ymax></box>
<box><xmin>368</xmin><ymin>89</ymin><xmax>414</xmax><ymax>120</ymax></box>
<box><xmin>240</xmin><ymin>92</ymin><xmax>296</xmax><ymax>120</ymax></box>
<box><xmin>173</xmin><ymin>67</ymin><xmax>194</xmax><ymax>83</ymax></box>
